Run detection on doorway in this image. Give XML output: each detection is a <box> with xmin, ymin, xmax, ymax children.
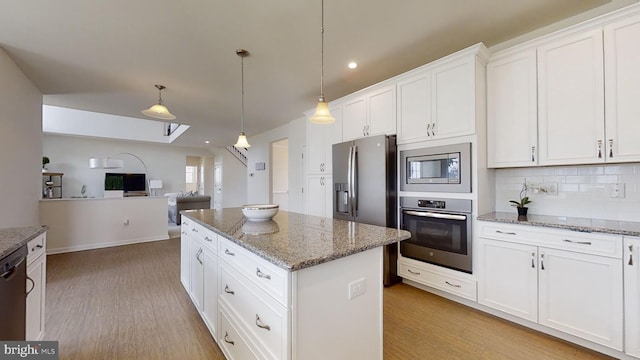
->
<box><xmin>271</xmin><ymin>139</ymin><xmax>289</xmax><ymax>211</ymax></box>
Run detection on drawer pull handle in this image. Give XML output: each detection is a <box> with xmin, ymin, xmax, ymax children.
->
<box><xmin>224</xmin><ymin>332</ymin><xmax>235</xmax><ymax>345</ymax></box>
<box><xmin>182</xmin><ymin>231</ymin><xmax>187</xmax><ymax>235</ymax></box>
<box><xmin>496</xmin><ymin>230</ymin><xmax>516</xmax><ymax>235</ymax></box>
<box><xmin>629</xmin><ymin>244</ymin><xmax>634</xmax><ymax>266</ymax></box>
<box><xmin>255</xmin><ymin>314</ymin><xmax>271</xmax><ymax>331</ymax></box>
<box><xmin>531</xmin><ymin>252</ymin><xmax>535</xmax><ymax>268</ymax></box>
<box><xmin>562</xmin><ymin>239</ymin><xmax>591</xmax><ymax>246</ymax></box>
<box><xmin>407</xmin><ymin>269</ymin><xmax>421</xmax><ymax>275</ymax></box>
<box><xmin>540</xmin><ymin>253</ymin><xmax>545</xmax><ymax>270</ymax></box>
<box><xmin>192</xmin><ymin>228</ymin><xmax>198</xmax><ymax>233</ymax></box>
<box><xmin>256</xmin><ymin>268</ymin><xmax>271</xmax><ymax>280</ymax></box>
<box><xmin>224</xmin><ymin>249</ymin><xmax>235</xmax><ymax>256</ymax></box>
<box><xmin>32</xmin><ymin>244</ymin><xmax>44</xmax><ymax>251</ymax></box>
<box><xmin>224</xmin><ymin>284</ymin><xmax>235</xmax><ymax>295</ymax></box>
<box><xmin>204</xmin><ymin>236</ymin><xmax>213</xmax><ymax>242</ymax></box>
<box><xmin>445</xmin><ymin>281</ymin><xmax>461</xmax><ymax>288</ymax></box>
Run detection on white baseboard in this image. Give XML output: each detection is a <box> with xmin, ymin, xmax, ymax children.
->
<box><xmin>46</xmin><ymin>235</ymin><xmax>170</xmax><ymax>254</ymax></box>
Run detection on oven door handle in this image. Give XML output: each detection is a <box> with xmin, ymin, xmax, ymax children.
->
<box><xmin>403</xmin><ymin>210</ymin><xmax>467</xmax><ymax>221</ymax></box>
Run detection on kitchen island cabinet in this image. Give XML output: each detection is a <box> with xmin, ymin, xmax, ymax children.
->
<box><xmin>180</xmin><ymin>208</ymin><xmax>410</xmax><ymax>360</ymax></box>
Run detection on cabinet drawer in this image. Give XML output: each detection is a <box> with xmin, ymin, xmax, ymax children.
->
<box><xmin>27</xmin><ymin>233</ymin><xmax>46</xmax><ymax>265</ymax></box>
<box><xmin>398</xmin><ymin>259</ymin><xmax>477</xmax><ymax>301</ymax></box>
<box><xmin>219</xmin><ymin>237</ymin><xmax>288</xmax><ymax>305</ymax></box>
<box><xmin>187</xmin><ymin>221</ymin><xmax>217</xmax><ymax>253</ymax></box>
<box><xmin>218</xmin><ymin>304</ymin><xmax>260</xmax><ymax>360</ymax></box>
<box><xmin>479</xmin><ymin>222</ymin><xmax>622</xmax><ymax>258</ymax></box>
<box><xmin>220</xmin><ymin>264</ymin><xmax>288</xmax><ymax>360</ymax></box>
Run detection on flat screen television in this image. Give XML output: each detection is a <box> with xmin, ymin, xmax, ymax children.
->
<box><xmin>105</xmin><ymin>173</ymin><xmax>146</xmax><ymax>193</ymax></box>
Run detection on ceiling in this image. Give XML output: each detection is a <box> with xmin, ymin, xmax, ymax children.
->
<box><xmin>0</xmin><ymin>0</ymin><xmax>632</xmax><ymax>148</ymax></box>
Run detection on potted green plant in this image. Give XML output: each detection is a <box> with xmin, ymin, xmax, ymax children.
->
<box><xmin>42</xmin><ymin>156</ymin><xmax>50</xmax><ymax>173</ymax></box>
<box><xmin>509</xmin><ymin>183</ymin><xmax>532</xmax><ymax>217</ymax></box>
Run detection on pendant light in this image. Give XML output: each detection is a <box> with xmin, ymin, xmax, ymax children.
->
<box><xmin>141</xmin><ymin>85</ymin><xmax>176</xmax><ymax>120</ymax></box>
<box><xmin>309</xmin><ymin>0</ymin><xmax>335</xmax><ymax>124</ymax></box>
<box><xmin>234</xmin><ymin>49</ymin><xmax>251</xmax><ymax>149</ymax></box>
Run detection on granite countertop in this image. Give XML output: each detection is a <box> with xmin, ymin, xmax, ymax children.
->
<box><xmin>0</xmin><ymin>226</ymin><xmax>48</xmax><ymax>259</ymax></box>
<box><xmin>478</xmin><ymin>212</ymin><xmax>640</xmax><ymax>237</ymax></box>
<box><xmin>182</xmin><ymin>208</ymin><xmax>411</xmax><ymax>271</ymax></box>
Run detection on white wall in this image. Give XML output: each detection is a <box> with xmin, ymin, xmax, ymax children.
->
<box><xmin>0</xmin><ymin>48</ymin><xmax>43</xmax><ymax>228</ymax></box>
<box><xmin>247</xmin><ymin>117</ymin><xmax>306</xmax><ymax>213</ymax></box>
<box><xmin>42</xmin><ymin>134</ymin><xmax>214</xmax><ymax>198</ymax></box>
<box><xmin>494</xmin><ymin>164</ymin><xmax>640</xmax><ymax>222</ymax></box>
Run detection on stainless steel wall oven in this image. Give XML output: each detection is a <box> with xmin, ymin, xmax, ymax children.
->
<box><xmin>400</xmin><ymin>197</ymin><xmax>472</xmax><ymax>273</ymax></box>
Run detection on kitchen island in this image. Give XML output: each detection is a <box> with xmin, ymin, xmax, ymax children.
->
<box><xmin>180</xmin><ymin>208</ymin><xmax>410</xmax><ymax>360</ymax></box>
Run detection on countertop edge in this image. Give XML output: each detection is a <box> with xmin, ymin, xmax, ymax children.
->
<box><xmin>478</xmin><ymin>212</ymin><xmax>640</xmax><ymax>237</ymax></box>
<box><xmin>184</xmin><ymin>214</ymin><xmax>410</xmax><ymax>272</ymax></box>
<box><xmin>0</xmin><ymin>225</ymin><xmax>48</xmax><ymax>259</ymax></box>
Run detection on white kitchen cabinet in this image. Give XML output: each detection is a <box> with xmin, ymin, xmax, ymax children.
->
<box><xmin>180</xmin><ymin>220</ymin><xmax>191</xmax><ymax>291</ymax></box>
<box><xmin>624</xmin><ymin>236</ymin><xmax>640</xmax><ymax>358</ymax></box>
<box><xmin>538</xmin><ymin>247</ymin><xmax>622</xmax><ymax>350</ymax></box>
<box><xmin>305</xmin><ymin>174</ymin><xmax>332</xmax><ymax>218</ymax></box>
<box><xmin>202</xmin><ymin>246</ymin><xmax>218</xmax><ymax>338</ymax></box>
<box><xmin>487</xmin><ymin>48</ymin><xmax>538</xmax><ymax>168</ymax></box>
<box><xmin>477</xmin><ymin>221</ymin><xmax>623</xmax><ymax>351</ymax></box>
<box><xmin>398</xmin><ymin>256</ymin><xmax>477</xmax><ymax>301</ymax></box>
<box><xmin>190</xmin><ymin>237</ymin><xmax>205</xmax><ymax>311</ymax></box>
<box><xmin>396</xmin><ymin>43</ymin><xmax>487</xmax><ymax>144</ymax></box>
<box><xmin>306</xmin><ymin>104</ymin><xmax>342</xmax><ymax>175</ymax></box>
<box><xmin>537</xmin><ymin>29</ymin><xmax>605</xmax><ymax>165</ymax></box>
<box><xmin>25</xmin><ymin>233</ymin><xmax>46</xmax><ymax>341</ymax></box>
<box><xmin>342</xmin><ymin>84</ymin><xmax>395</xmax><ymax>141</ymax></box>
<box><xmin>604</xmin><ymin>14</ymin><xmax>640</xmax><ymax>163</ymax></box>
<box><xmin>477</xmin><ymin>238</ymin><xmax>537</xmax><ymax>322</ymax></box>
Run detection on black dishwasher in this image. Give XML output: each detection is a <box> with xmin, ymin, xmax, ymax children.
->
<box><xmin>0</xmin><ymin>245</ymin><xmax>28</xmax><ymax>340</ymax></box>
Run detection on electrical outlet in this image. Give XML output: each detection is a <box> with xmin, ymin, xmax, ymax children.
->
<box><xmin>610</xmin><ymin>183</ymin><xmax>625</xmax><ymax>198</ymax></box>
<box><xmin>348</xmin><ymin>278</ymin><xmax>366</xmax><ymax>300</ymax></box>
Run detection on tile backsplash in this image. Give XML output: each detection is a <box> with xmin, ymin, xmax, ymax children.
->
<box><xmin>495</xmin><ymin>164</ymin><xmax>640</xmax><ymax>222</ymax></box>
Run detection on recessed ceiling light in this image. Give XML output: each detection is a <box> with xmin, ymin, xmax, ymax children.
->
<box><xmin>348</xmin><ymin>62</ymin><xmax>358</xmax><ymax>69</ymax></box>
<box><xmin>204</xmin><ymin>140</ymin><xmax>210</xmax><ymax>144</ymax></box>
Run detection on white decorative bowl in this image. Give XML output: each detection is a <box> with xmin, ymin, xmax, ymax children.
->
<box><xmin>242</xmin><ymin>204</ymin><xmax>279</xmax><ymax>222</ymax></box>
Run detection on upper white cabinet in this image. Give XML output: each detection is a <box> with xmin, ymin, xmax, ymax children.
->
<box><xmin>342</xmin><ymin>84</ymin><xmax>396</xmax><ymax>141</ymax></box>
<box><xmin>537</xmin><ymin>29</ymin><xmax>605</xmax><ymax>165</ymax></box>
<box><xmin>397</xmin><ymin>43</ymin><xmax>488</xmax><ymax>144</ymax></box>
<box><xmin>487</xmin><ymin>49</ymin><xmax>538</xmax><ymax>167</ymax></box>
<box><xmin>625</xmin><ymin>236</ymin><xmax>640</xmax><ymax>359</ymax></box>
<box><xmin>604</xmin><ymin>14</ymin><xmax>640</xmax><ymax>163</ymax></box>
<box><xmin>488</xmin><ymin>8</ymin><xmax>640</xmax><ymax>168</ymax></box>
<box><xmin>306</xmin><ymin>104</ymin><xmax>342</xmax><ymax>174</ymax></box>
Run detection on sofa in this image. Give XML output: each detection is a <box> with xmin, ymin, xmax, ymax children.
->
<box><xmin>167</xmin><ymin>192</ymin><xmax>212</xmax><ymax>225</ymax></box>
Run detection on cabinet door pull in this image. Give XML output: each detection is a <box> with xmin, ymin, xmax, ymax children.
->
<box><xmin>431</xmin><ymin>123</ymin><xmax>436</xmax><ymax>136</ymax></box>
<box><xmin>362</xmin><ymin>126</ymin><xmax>366</xmax><ymax>136</ymax></box>
<box><xmin>597</xmin><ymin>140</ymin><xmax>602</xmax><ymax>158</ymax></box>
<box><xmin>181</xmin><ymin>231</ymin><xmax>187</xmax><ymax>235</ymax></box>
<box><xmin>224</xmin><ymin>284</ymin><xmax>235</xmax><ymax>295</ymax></box>
<box><xmin>609</xmin><ymin>139</ymin><xmax>614</xmax><ymax>158</ymax></box>
<box><xmin>196</xmin><ymin>248</ymin><xmax>203</xmax><ymax>264</ymax></box>
<box><xmin>629</xmin><ymin>244</ymin><xmax>634</xmax><ymax>266</ymax></box>
<box><xmin>26</xmin><ymin>275</ymin><xmax>35</xmax><ymax>296</ymax></box>
<box><xmin>496</xmin><ymin>230</ymin><xmax>516</xmax><ymax>235</ymax></box>
<box><xmin>445</xmin><ymin>281</ymin><xmax>461</xmax><ymax>288</ymax></box>
<box><xmin>540</xmin><ymin>253</ymin><xmax>545</xmax><ymax>270</ymax></box>
<box><xmin>224</xmin><ymin>332</ymin><xmax>235</xmax><ymax>345</ymax></box>
<box><xmin>192</xmin><ymin>227</ymin><xmax>198</xmax><ymax>233</ymax></box>
<box><xmin>204</xmin><ymin>236</ymin><xmax>213</xmax><ymax>242</ymax></box>
<box><xmin>426</xmin><ymin>123</ymin><xmax>431</xmax><ymax>136</ymax></box>
<box><xmin>562</xmin><ymin>239</ymin><xmax>591</xmax><ymax>246</ymax></box>
<box><xmin>531</xmin><ymin>252</ymin><xmax>535</xmax><ymax>268</ymax></box>
<box><xmin>407</xmin><ymin>269</ymin><xmax>420</xmax><ymax>275</ymax></box>
<box><xmin>256</xmin><ymin>267</ymin><xmax>271</xmax><ymax>280</ymax></box>
<box><xmin>224</xmin><ymin>248</ymin><xmax>235</xmax><ymax>256</ymax></box>
<box><xmin>531</xmin><ymin>146</ymin><xmax>536</xmax><ymax>162</ymax></box>
<box><xmin>256</xmin><ymin>314</ymin><xmax>271</xmax><ymax>331</ymax></box>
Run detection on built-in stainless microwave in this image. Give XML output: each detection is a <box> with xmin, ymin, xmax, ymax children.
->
<box><xmin>400</xmin><ymin>143</ymin><xmax>471</xmax><ymax>193</ymax></box>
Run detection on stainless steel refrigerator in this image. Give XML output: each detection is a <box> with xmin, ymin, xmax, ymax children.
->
<box><xmin>333</xmin><ymin>134</ymin><xmax>400</xmax><ymax>286</ymax></box>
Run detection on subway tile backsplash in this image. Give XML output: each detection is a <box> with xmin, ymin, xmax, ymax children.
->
<box><xmin>494</xmin><ymin>163</ymin><xmax>640</xmax><ymax>222</ymax></box>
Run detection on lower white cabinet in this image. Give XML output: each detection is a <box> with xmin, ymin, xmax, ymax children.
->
<box><xmin>186</xmin><ymin>229</ymin><xmax>218</xmax><ymax>338</ymax></box>
<box><xmin>478</xmin><ymin>222</ymin><xmax>623</xmax><ymax>351</ymax></box>
<box><xmin>180</xmin><ymin>222</ymin><xmax>190</xmax><ymax>291</ymax></box>
<box><xmin>190</xmin><ymin>238</ymin><xmax>205</xmax><ymax>311</ymax></box>
<box><xmin>305</xmin><ymin>174</ymin><xmax>332</xmax><ymax>218</ymax></box>
<box><xmin>625</xmin><ymin>236</ymin><xmax>640</xmax><ymax>358</ymax></box>
<box><xmin>26</xmin><ymin>233</ymin><xmax>47</xmax><ymax>341</ymax></box>
<box><xmin>398</xmin><ymin>256</ymin><xmax>477</xmax><ymax>301</ymax></box>
<box><xmin>202</xmin><ymin>248</ymin><xmax>218</xmax><ymax>338</ymax></box>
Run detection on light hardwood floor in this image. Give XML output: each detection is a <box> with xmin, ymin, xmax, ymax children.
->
<box><xmin>45</xmin><ymin>238</ymin><xmax>614</xmax><ymax>359</ymax></box>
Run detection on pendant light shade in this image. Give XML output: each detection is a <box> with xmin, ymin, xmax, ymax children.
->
<box><xmin>309</xmin><ymin>0</ymin><xmax>335</xmax><ymax>124</ymax></box>
<box><xmin>142</xmin><ymin>85</ymin><xmax>176</xmax><ymax>120</ymax></box>
<box><xmin>234</xmin><ymin>49</ymin><xmax>251</xmax><ymax>149</ymax></box>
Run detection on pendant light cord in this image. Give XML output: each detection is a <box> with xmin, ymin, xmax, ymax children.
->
<box><xmin>241</xmin><ymin>54</ymin><xmax>245</xmax><ymax>133</ymax></box>
<box><xmin>319</xmin><ymin>0</ymin><xmax>325</xmax><ymax>100</ymax></box>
